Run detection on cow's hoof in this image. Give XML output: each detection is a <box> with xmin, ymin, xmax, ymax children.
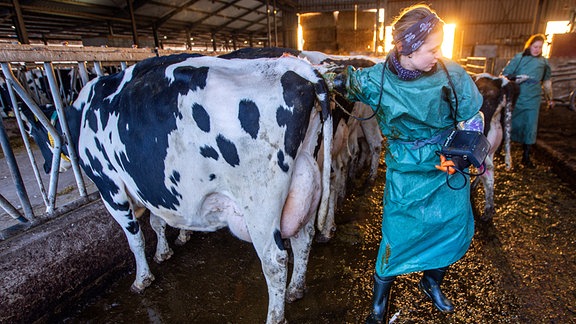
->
<box><xmin>480</xmin><ymin>208</ymin><xmax>495</xmax><ymax>222</ymax></box>
<box><xmin>286</xmin><ymin>286</ymin><xmax>307</xmax><ymax>303</ymax></box>
<box><xmin>154</xmin><ymin>249</ymin><xmax>174</xmax><ymax>263</ymax></box>
<box><xmin>315</xmin><ymin>226</ymin><xmax>336</xmax><ymax>243</ymax></box>
<box><xmin>315</xmin><ymin>233</ymin><xmax>332</xmax><ymax>243</ymax></box>
<box><xmin>175</xmin><ymin>230</ymin><xmax>192</xmax><ymax>246</ymax></box>
<box><xmin>130</xmin><ymin>274</ymin><xmax>155</xmax><ymax>293</ymax></box>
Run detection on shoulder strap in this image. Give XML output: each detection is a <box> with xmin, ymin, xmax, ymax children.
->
<box><xmin>510</xmin><ymin>55</ymin><xmax>524</xmax><ymax>76</ymax></box>
<box><xmin>438</xmin><ymin>60</ymin><xmax>459</xmax><ymax>128</ymax></box>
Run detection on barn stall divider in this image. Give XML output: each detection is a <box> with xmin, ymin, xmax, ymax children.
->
<box><xmin>0</xmin><ymin>44</ymin><xmax>198</xmax><ymax>324</ymax></box>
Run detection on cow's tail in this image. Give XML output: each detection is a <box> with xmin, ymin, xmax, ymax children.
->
<box><xmin>502</xmin><ymin>79</ymin><xmax>519</xmax><ymax>171</ymax></box>
<box><xmin>503</xmin><ymin>88</ymin><xmax>514</xmax><ymax>171</ymax></box>
<box><xmin>313</xmin><ymin>71</ymin><xmax>333</xmax><ymax>232</ymax></box>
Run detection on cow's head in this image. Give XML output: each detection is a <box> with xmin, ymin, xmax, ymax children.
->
<box><xmin>18</xmin><ymin>104</ymin><xmax>72</xmax><ymax>174</ymax></box>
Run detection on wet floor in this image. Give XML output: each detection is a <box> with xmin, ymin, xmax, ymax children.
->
<box><xmin>49</xmin><ymin>139</ymin><xmax>576</xmax><ymax>324</ymax></box>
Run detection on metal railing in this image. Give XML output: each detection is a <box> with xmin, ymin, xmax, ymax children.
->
<box><xmin>459</xmin><ymin>56</ymin><xmax>495</xmax><ymax>75</ymax></box>
<box><xmin>0</xmin><ymin>44</ymin><xmax>194</xmax><ymax>234</ymax></box>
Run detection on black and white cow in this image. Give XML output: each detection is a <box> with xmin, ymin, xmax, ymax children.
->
<box><xmin>221</xmin><ymin>47</ymin><xmax>384</xmax><ymax>242</ymax></box>
<box><xmin>298</xmin><ymin>51</ymin><xmax>384</xmax><ymax>241</ymax></box>
<box><xmin>25</xmin><ymin>53</ymin><xmax>333</xmax><ymax>324</ymax></box>
<box><xmin>301</xmin><ymin>53</ymin><xmax>383</xmax><ymax>241</ymax></box>
<box><xmin>473</xmin><ymin>73</ymin><xmax>519</xmax><ymax>221</ymax></box>
<box><xmin>315</xmin><ymin>99</ymin><xmax>383</xmax><ymax>242</ymax></box>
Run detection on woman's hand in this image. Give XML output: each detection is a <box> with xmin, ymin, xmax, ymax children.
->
<box><xmin>435</xmin><ymin>154</ymin><xmax>457</xmax><ymax>175</ymax></box>
<box><xmin>323</xmin><ymin>71</ymin><xmax>348</xmax><ymax>96</ymax></box>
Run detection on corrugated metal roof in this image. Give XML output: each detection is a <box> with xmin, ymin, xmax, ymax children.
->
<box><xmin>0</xmin><ymin>0</ymin><xmax>572</xmax><ymax>54</ymax></box>
<box><xmin>0</xmin><ymin>0</ymin><xmax>293</xmax><ymax>49</ymax></box>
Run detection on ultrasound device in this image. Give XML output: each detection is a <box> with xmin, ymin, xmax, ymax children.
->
<box><xmin>440</xmin><ymin>130</ymin><xmax>491</xmax><ymax>168</ymax></box>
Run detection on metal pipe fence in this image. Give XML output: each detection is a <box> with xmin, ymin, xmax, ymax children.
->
<box><xmin>0</xmin><ymin>44</ymin><xmax>193</xmax><ymax>236</ymax></box>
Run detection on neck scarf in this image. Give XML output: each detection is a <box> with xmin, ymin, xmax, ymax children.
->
<box><xmin>394</xmin><ymin>13</ymin><xmax>441</xmax><ymax>55</ymax></box>
<box><xmin>389</xmin><ymin>49</ymin><xmax>423</xmax><ymax>80</ymax></box>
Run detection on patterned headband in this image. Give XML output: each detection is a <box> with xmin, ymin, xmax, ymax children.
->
<box><xmin>393</xmin><ymin>13</ymin><xmax>441</xmax><ymax>55</ymax></box>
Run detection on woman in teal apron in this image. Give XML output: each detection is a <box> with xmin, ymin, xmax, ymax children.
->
<box><xmin>331</xmin><ymin>4</ymin><xmax>484</xmax><ymax>323</ymax></box>
<box><xmin>502</xmin><ymin>34</ymin><xmax>553</xmax><ymax>168</ymax></box>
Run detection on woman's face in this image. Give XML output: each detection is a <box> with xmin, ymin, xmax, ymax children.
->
<box><xmin>402</xmin><ymin>30</ymin><xmax>444</xmax><ymax>72</ymax></box>
<box><xmin>529</xmin><ymin>40</ymin><xmax>544</xmax><ymax>56</ymax></box>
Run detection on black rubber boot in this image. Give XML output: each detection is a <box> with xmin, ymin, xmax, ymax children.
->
<box><xmin>419</xmin><ymin>267</ymin><xmax>454</xmax><ymax>313</ymax></box>
<box><xmin>522</xmin><ymin>144</ymin><xmax>535</xmax><ymax>168</ymax></box>
<box><xmin>366</xmin><ymin>274</ymin><xmax>395</xmax><ymax>324</ymax></box>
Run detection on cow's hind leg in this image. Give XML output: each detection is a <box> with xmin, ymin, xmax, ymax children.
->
<box><xmin>102</xmin><ymin>197</ymin><xmax>155</xmax><ymax>292</ymax></box>
<box><xmin>286</xmin><ymin>215</ymin><xmax>315</xmax><ymax>302</ymax></box>
<box><xmin>247</xmin><ymin>215</ymin><xmax>289</xmax><ymax>324</ymax></box>
<box><xmin>149</xmin><ymin>214</ymin><xmax>174</xmax><ymax>263</ymax></box>
<box><xmin>480</xmin><ymin>155</ymin><xmax>496</xmax><ymax>221</ymax></box>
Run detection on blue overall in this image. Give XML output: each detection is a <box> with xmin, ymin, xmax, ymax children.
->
<box><xmin>502</xmin><ymin>53</ymin><xmax>552</xmax><ymax>144</ymax></box>
<box><xmin>345</xmin><ymin>58</ymin><xmax>483</xmax><ymax>277</ymax></box>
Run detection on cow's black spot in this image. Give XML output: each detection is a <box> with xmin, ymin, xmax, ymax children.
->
<box><xmin>114</xmin><ymin>153</ymin><xmax>124</xmax><ymax>171</ymax></box>
<box><xmin>192</xmin><ymin>103</ymin><xmax>210</xmax><ymax>132</ymax></box>
<box><xmin>85</xmin><ymin>109</ymin><xmax>99</xmax><ymax>133</ymax></box>
<box><xmin>94</xmin><ymin>137</ymin><xmax>103</xmax><ymax>152</ymax></box>
<box><xmin>120</xmin><ymin>204</ymin><xmax>141</xmax><ymax>234</ymax></box>
<box><xmin>278</xmin><ymin>71</ymin><xmax>314</xmax><ymax>159</ymax></box>
<box><xmin>200</xmin><ymin>145</ymin><xmax>219</xmax><ymax>160</ymax></box>
<box><xmin>238</xmin><ymin>99</ymin><xmax>260</xmax><ymax>139</ymax></box>
<box><xmin>81</xmin><ymin>149</ymin><xmax>125</xmax><ymax>217</ymax></box>
<box><xmin>170</xmin><ymin>170</ymin><xmax>181</xmax><ymax>185</ymax></box>
<box><xmin>170</xmin><ymin>186</ymin><xmax>182</xmax><ymax>199</ymax></box>
<box><xmin>216</xmin><ymin>134</ymin><xmax>239</xmax><ymax>167</ymax></box>
<box><xmin>274</xmin><ymin>229</ymin><xmax>285</xmax><ymax>251</ymax></box>
<box><xmin>172</xmin><ymin>66</ymin><xmax>209</xmax><ymax>95</ymax></box>
<box><xmin>277</xmin><ymin>150</ymin><xmax>289</xmax><ymax>172</ymax></box>
<box><xmin>218</xmin><ymin>47</ymin><xmax>301</xmax><ymax>59</ymax></box>
<box><xmin>126</xmin><ymin>221</ymin><xmax>139</xmax><ymax>235</ymax></box>
<box><xmin>209</xmin><ymin>174</ymin><xmax>216</xmax><ymax>181</ymax></box>
<box><xmin>88</xmin><ymin>54</ymin><xmax>205</xmax><ymax>210</ymax></box>
<box><xmin>93</xmin><ymin>138</ymin><xmax>115</xmax><ymax>171</ymax></box>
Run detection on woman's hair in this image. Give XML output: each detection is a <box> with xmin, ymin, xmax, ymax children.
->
<box><xmin>391</xmin><ymin>4</ymin><xmax>444</xmax><ymax>40</ymax></box>
<box><xmin>522</xmin><ymin>34</ymin><xmax>546</xmax><ymax>56</ymax></box>
<box><xmin>523</xmin><ymin>33</ymin><xmax>546</xmax><ymax>51</ymax></box>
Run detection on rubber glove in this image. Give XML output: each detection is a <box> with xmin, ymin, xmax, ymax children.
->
<box><xmin>435</xmin><ymin>154</ymin><xmax>456</xmax><ymax>175</ymax></box>
<box><xmin>322</xmin><ymin>71</ymin><xmax>348</xmax><ymax>96</ymax></box>
<box><xmin>515</xmin><ymin>74</ymin><xmax>530</xmax><ymax>84</ymax></box>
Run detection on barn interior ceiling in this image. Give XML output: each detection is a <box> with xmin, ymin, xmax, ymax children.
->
<box><xmin>0</xmin><ymin>0</ymin><xmax>301</xmax><ymax>49</ymax></box>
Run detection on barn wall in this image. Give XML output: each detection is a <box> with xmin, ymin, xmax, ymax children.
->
<box><xmin>550</xmin><ymin>33</ymin><xmax>576</xmax><ymax>57</ymax></box>
<box><xmin>549</xmin><ymin>57</ymin><xmax>576</xmax><ymax>100</ymax></box>
<box><xmin>300</xmin><ymin>13</ymin><xmax>338</xmax><ymax>53</ymax></box>
<box><xmin>337</xmin><ymin>11</ymin><xmax>377</xmax><ymax>55</ymax></box>
<box><xmin>299</xmin><ymin>10</ymin><xmax>378</xmax><ymax>55</ymax></box>
<box><xmin>298</xmin><ymin>0</ymin><xmax>574</xmax><ymax>60</ymax></box>
<box><xmin>282</xmin><ymin>9</ymin><xmax>299</xmax><ymax>49</ymax></box>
